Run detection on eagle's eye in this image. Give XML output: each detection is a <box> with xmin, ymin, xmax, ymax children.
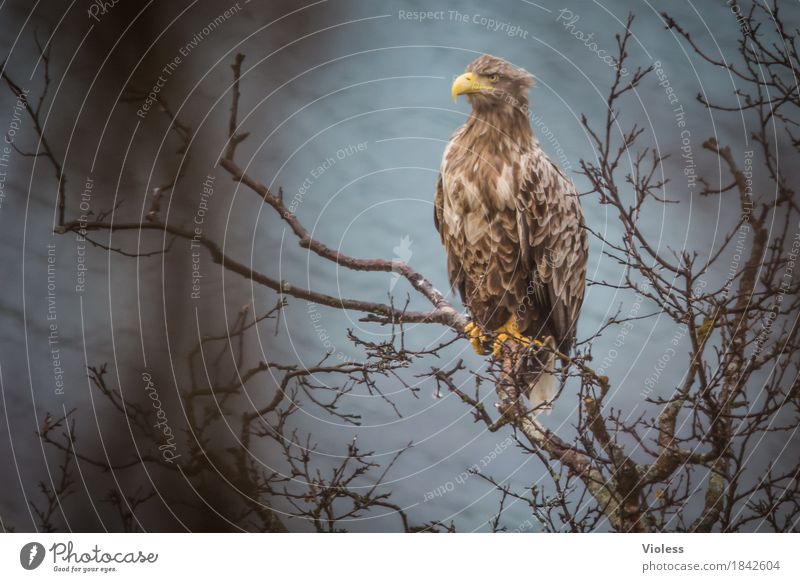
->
<box><xmin>489</xmin><ymin>74</ymin><xmax>500</xmax><ymax>82</ymax></box>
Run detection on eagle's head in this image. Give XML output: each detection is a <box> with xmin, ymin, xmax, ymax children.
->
<box><xmin>451</xmin><ymin>54</ymin><xmax>534</xmax><ymax>111</ymax></box>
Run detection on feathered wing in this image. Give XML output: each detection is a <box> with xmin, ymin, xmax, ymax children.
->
<box><xmin>433</xmin><ymin>172</ymin><xmax>463</xmax><ymax>298</ymax></box>
<box><xmin>434</xmin><ymin>127</ymin><xmax>473</xmax><ymax>306</ymax></box>
<box><xmin>516</xmin><ymin>151</ymin><xmax>587</xmax><ymax>349</ymax></box>
<box><xmin>434</xmin><ymin>174</ymin><xmax>443</xmax><ymax>237</ymax></box>
<box><xmin>514</xmin><ymin>150</ymin><xmax>588</xmax><ymax>411</ymax></box>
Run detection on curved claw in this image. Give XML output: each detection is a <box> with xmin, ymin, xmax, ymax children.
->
<box><xmin>464</xmin><ymin>321</ymin><xmax>488</xmax><ymax>355</ymax></box>
<box><xmin>492</xmin><ymin>333</ymin><xmax>509</xmax><ymax>357</ymax></box>
<box><xmin>492</xmin><ymin>315</ymin><xmax>535</xmax><ymax>357</ymax></box>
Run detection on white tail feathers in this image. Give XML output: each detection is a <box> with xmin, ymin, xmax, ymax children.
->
<box><xmin>527</xmin><ymin>339</ymin><xmax>557</xmax><ymax>415</ymax></box>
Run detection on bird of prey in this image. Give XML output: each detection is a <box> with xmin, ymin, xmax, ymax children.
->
<box><xmin>434</xmin><ymin>55</ymin><xmax>588</xmax><ymax>412</ymax></box>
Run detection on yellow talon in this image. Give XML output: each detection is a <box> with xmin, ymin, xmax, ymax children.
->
<box><xmin>467</xmin><ymin>317</ymin><xmax>543</xmax><ymax>357</ymax></box>
<box><xmin>464</xmin><ymin>321</ymin><xmax>488</xmax><ymax>355</ymax></box>
<box><xmin>492</xmin><ymin>315</ymin><xmax>533</xmax><ymax>357</ymax></box>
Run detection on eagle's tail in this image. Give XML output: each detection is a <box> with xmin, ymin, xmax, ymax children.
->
<box><xmin>525</xmin><ymin>340</ymin><xmax>557</xmax><ymax>415</ymax></box>
<box><xmin>497</xmin><ymin>332</ymin><xmax>558</xmax><ymax>415</ymax></box>
<box><xmin>520</xmin><ymin>337</ymin><xmax>558</xmax><ymax>414</ymax></box>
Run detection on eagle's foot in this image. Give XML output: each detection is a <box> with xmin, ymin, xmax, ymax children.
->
<box><xmin>492</xmin><ymin>315</ymin><xmax>537</xmax><ymax>357</ymax></box>
<box><xmin>464</xmin><ymin>321</ymin><xmax>489</xmax><ymax>355</ymax></box>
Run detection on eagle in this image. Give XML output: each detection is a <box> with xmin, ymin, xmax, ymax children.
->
<box><xmin>434</xmin><ymin>55</ymin><xmax>588</xmax><ymax>412</ymax></box>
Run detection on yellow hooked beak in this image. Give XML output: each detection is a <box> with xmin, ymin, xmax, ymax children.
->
<box><xmin>451</xmin><ymin>72</ymin><xmax>493</xmax><ymax>102</ymax></box>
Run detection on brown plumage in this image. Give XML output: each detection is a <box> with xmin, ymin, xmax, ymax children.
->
<box><xmin>435</xmin><ymin>55</ymin><xmax>588</xmax><ymax>411</ymax></box>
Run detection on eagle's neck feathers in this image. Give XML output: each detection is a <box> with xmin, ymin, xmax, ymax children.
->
<box><xmin>442</xmin><ymin>98</ymin><xmax>539</xmax><ymax>216</ymax></box>
<box><xmin>465</xmin><ymin>98</ymin><xmax>534</xmax><ymax>150</ymax></box>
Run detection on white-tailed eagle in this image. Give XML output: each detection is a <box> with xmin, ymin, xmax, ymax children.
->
<box><xmin>435</xmin><ymin>55</ymin><xmax>588</xmax><ymax>411</ymax></box>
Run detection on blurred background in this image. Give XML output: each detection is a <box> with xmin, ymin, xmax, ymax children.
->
<box><xmin>0</xmin><ymin>0</ymin><xmax>796</xmax><ymax>531</ymax></box>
